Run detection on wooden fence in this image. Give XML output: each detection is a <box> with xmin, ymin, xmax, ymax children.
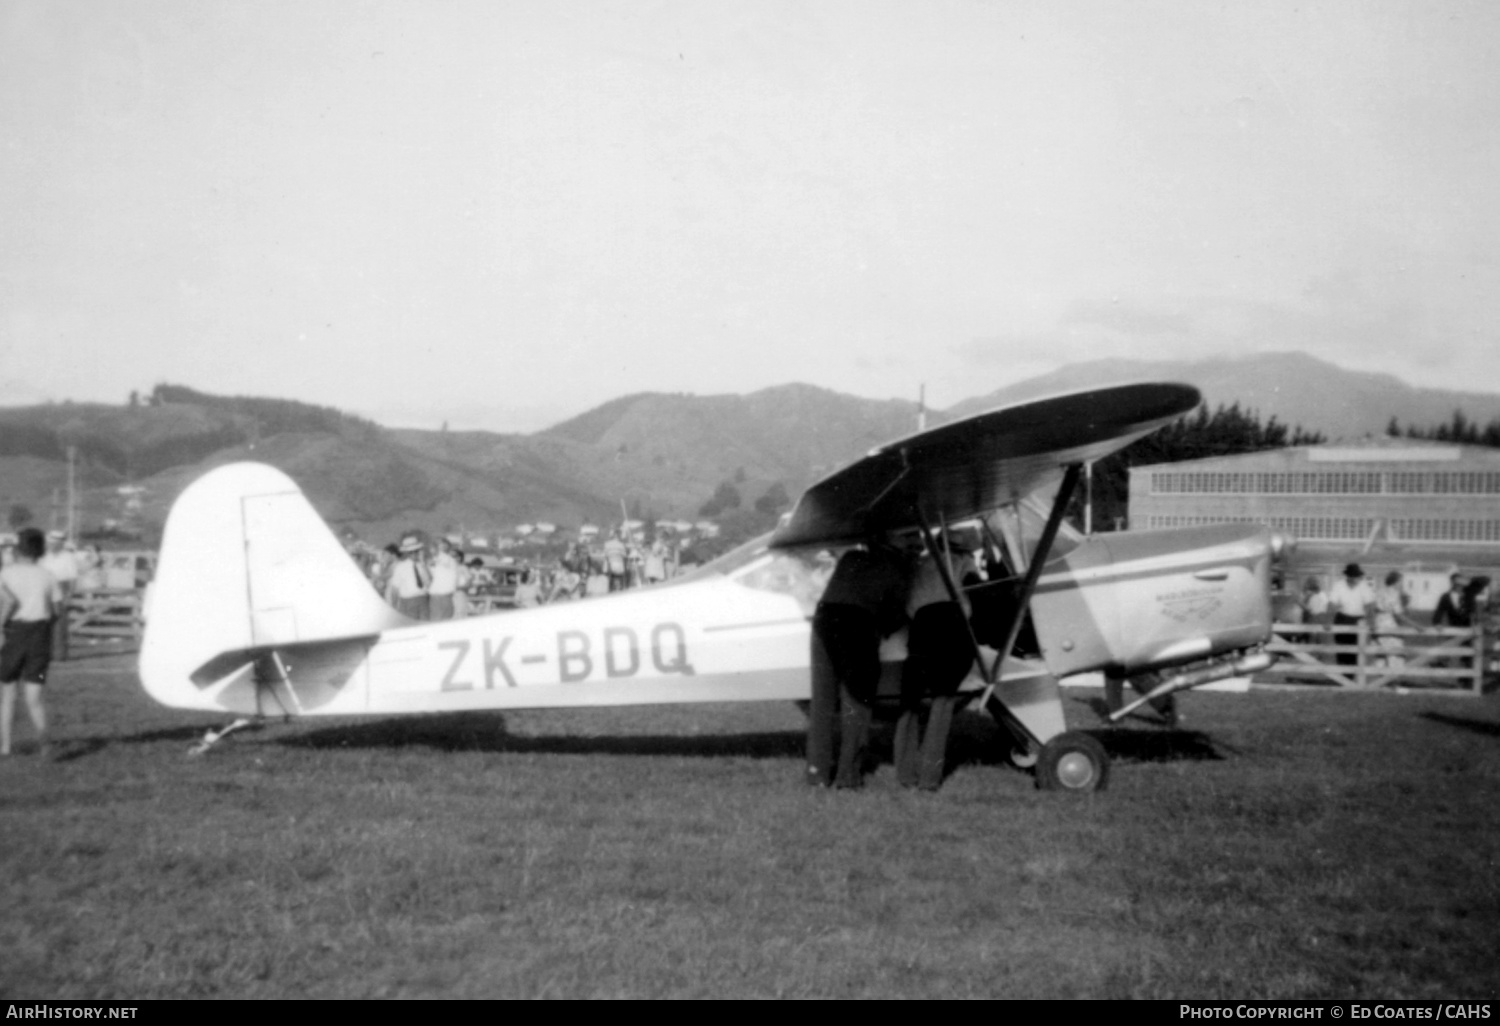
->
<box><xmin>63</xmin><ymin>588</ymin><xmax>144</xmax><ymax>655</ymax></box>
<box><xmin>1260</xmin><ymin>621</ymin><xmax>1491</xmax><ymax>693</ymax></box>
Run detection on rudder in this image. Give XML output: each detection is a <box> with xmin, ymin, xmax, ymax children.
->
<box><xmin>139</xmin><ymin>462</ymin><xmax>404</xmax><ymax>710</ymax></box>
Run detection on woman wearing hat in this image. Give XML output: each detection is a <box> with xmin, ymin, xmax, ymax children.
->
<box><xmin>1328</xmin><ymin>563</ymin><xmax>1374</xmax><ymax>668</ymax></box>
<box><xmin>384</xmin><ymin>535</ymin><xmax>431</xmax><ymax>620</ymax></box>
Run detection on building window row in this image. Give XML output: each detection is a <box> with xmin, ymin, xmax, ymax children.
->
<box><xmin>1142</xmin><ymin>514</ymin><xmax>1500</xmax><ymax>546</ymax></box>
<box><xmin>1141</xmin><ymin>515</ymin><xmax>1375</xmax><ymax>540</ymax></box>
<box><xmin>1150</xmin><ymin>470</ymin><xmax>1500</xmax><ymax>496</ymax></box>
<box><xmin>1387</xmin><ymin>520</ymin><xmax>1500</xmax><ymax>543</ymax></box>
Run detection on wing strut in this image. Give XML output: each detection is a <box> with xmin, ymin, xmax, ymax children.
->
<box><xmin>987</xmin><ymin>463</ymin><xmax>1082</xmax><ymax>683</ymax></box>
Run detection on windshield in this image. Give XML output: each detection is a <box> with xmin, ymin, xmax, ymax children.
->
<box><xmin>988</xmin><ymin>492</ymin><xmax>1083</xmax><ymax>570</ymax></box>
<box><xmin>679</xmin><ymin>532</ymin><xmax>843</xmax><ymax>617</ymax></box>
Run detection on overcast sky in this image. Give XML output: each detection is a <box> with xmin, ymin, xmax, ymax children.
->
<box><xmin>3</xmin><ymin>0</ymin><xmax>1497</xmax><ymax>432</ymax></box>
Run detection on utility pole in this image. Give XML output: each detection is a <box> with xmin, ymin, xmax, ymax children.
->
<box><xmin>67</xmin><ymin>445</ymin><xmax>77</xmax><ymax>541</ymax></box>
<box><xmin>918</xmin><ymin>383</ymin><xmax>927</xmax><ymax>432</ymax></box>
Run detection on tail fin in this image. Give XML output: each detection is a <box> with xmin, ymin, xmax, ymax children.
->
<box><xmin>139</xmin><ymin>463</ymin><xmax>404</xmax><ymax>710</ymax></box>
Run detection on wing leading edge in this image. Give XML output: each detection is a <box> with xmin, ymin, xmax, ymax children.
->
<box><xmin>769</xmin><ymin>382</ymin><xmax>1200</xmax><ymax>549</ymax></box>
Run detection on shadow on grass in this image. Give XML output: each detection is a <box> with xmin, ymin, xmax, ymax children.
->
<box><xmin>52</xmin><ymin>738</ymin><xmax>111</xmax><ymax>763</ymax></box>
<box><xmin>1091</xmin><ymin>728</ymin><xmax>1225</xmax><ymax>763</ymax></box>
<box><xmin>1420</xmin><ymin>711</ymin><xmax>1500</xmax><ymax>739</ymax></box>
<box><xmin>281</xmin><ymin>713</ymin><xmax>806</xmax><ymax>759</ymax></box>
<box><xmin>41</xmin><ymin>724</ymin><xmax>223</xmax><ymax>763</ymax></box>
<box><xmin>937</xmin><ymin>710</ymin><xmax>1225</xmax><ymax>768</ymax></box>
<box><xmin>118</xmin><ymin>724</ymin><xmax>227</xmax><ymax>744</ymax></box>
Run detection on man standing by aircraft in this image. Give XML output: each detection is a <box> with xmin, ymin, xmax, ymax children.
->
<box><xmin>807</xmin><ymin>535</ymin><xmax>910</xmax><ymax>789</ymax></box>
<box><xmin>385</xmin><ymin>535</ymin><xmax>431</xmax><ymax>621</ymax></box>
<box><xmin>895</xmin><ymin>537</ymin><xmax>977</xmax><ymax>791</ymax></box>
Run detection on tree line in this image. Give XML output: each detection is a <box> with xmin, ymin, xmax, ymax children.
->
<box><xmin>1387</xmin><ymin>410</ymin><xmax>1500</xmax><ymax>447</ymax></box>
<box><xmin>1073</xmin><ymin>403</ymin><xmax>1326</xmax><ymax>531</ymax></box>
<box><xmin>0</xmin><ymin>385</ymin><xmax>383</xmax><ymax>483</ymax></box>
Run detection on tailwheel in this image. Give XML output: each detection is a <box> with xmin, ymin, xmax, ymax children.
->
<box><xmin>1036</xmin><ymin>731</ymin><xmax>1109</xmax><ymax>792</ymax></box>
<box><xmin>1007</xmin><ymin>744</ymin><xmax>1038</xmax><ymax>770</ymax></box>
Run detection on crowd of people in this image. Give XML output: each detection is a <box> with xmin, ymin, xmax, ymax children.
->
<box><xmin>1279</xmin><ymin>563</ymin><xmax>1493</xmax><ymax>670</ymax></box>
<box><xmin>354</xmin><ymin>528</ymin><xmax>684</xmax><ymax>619</ymax></box>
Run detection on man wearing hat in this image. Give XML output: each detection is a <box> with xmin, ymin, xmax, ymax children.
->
<box><xmin>384</xmin><ymin>534</ymin><xmax>431</xmax><ymax>621</ymax></box>
<box><xmin>39</xmin><ymin>530</ymin><xmax>79</xmax><ymax>661</ymax></box>
<box><xmin>1328</xmin><ymin>563</ymin><xmax>1374</xmax><ymax>667</ymax></box>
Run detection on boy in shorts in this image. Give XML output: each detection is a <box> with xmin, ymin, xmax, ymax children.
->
<box><xmin>0</xmin><ymin>528</ymin><xmax>62</xmax><ymax>757</ymax></box>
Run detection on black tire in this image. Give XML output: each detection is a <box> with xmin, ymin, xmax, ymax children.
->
<box><xmin>1036</xmin><ymin>731</ymin><xmax>1109</xmax><ymax>792</ymax></box>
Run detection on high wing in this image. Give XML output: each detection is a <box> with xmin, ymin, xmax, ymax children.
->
<box><xmin>769</xmin><ymin>383</ymin><xmax>1200</xmax><ymax>548</ymax></box>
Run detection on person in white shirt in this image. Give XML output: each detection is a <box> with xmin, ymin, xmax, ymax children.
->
<box><xmin>76</xmin><ymin>544</ymin><xmax>105</xmax><ymax>591</ymax></box>
<box><xmin>644</xmin><ymin>538</ymin><xmax>667</xmax><ymax>584</ymax></box>
<box><xmin>1328</xmin><ymin>563</ymin><xmax>1374</xmax><ymax>667</ymax></box>
<box><xmin>384</xmin><ymin>535</ymin><xmax>430</xmax><ymax>621</ymax></box>
<box><xmin>427</xmin><ymin>540</ymin><xmax>461</xmax><ymax>621</ymax></box>
<box><xmin>1301</xmin><ymin>578</ymin><xmax>1329</xmax><ymax>622</ymax></box>
<box><xmin>0</xmin><ymin>528</ymin><xmax>62</xmax><ymax>757</ymax></box>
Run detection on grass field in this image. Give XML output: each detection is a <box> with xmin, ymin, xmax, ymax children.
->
<box><xmin>3</xmin><ymin>653</ymin><xmax>1499</xmax><ymax>999</ymax></box>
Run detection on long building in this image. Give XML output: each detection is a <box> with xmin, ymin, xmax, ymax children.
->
<box><xmin>1127</xmin><ymin>437</ymin><xmax>1500</xmax><ymax>609</ymax></box>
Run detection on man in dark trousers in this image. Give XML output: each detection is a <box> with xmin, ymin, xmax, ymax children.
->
<box><xmin>894</xmin><ymin>538</ymin><xmax>977</xmax><ymax>790</ymax></box>
<box><xmin>807</xmin><ymin>534</ymin><xmax>911</xmax><ymax>789</ymax></box>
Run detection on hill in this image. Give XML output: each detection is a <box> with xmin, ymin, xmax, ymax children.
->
<box><xmin>3</xmin><ymin>356</ymin><xmax>1499</xmax><ymax>546</ymax></box>
<box><xmin>0</xmin><ymin>383</ymin><xmax>921</xmax><ymax>545</ymax></box>
<box><xmin>945</xmin><ymin>352</ymin><xmax>1500</xmax><ymax>442</ymax></box>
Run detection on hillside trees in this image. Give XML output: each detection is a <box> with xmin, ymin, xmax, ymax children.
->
<box><xmin>1388</xmin><ymin>411</ymin><xmax>1500</xmax><ymax>447</ymax></box>
<box><xmin>754</xmin><ymin>481</ymin><xmax>791</xmax><ymax>515</ymax></box>
<box><xmin>0</xmin><ymin>385</ymin><xmax>383</xmax><ymax>484</ymax></box>
<box><xmin>150</xmin><ymin>383</ymin><xmax>380</xmax><ymax>442</ymax></box>
<box><xmin>698</xmin><ymin>480</ymin><xmax>742</xmax><ymax>517</ymax></box>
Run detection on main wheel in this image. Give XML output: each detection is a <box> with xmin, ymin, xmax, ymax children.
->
<box><xmin>1036</xmin><ymin>731</ymin><xmax>1109</xmax><ymax>792</ymax></box>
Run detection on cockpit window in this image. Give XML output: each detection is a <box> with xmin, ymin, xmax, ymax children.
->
<box><xmin>986</xmin><ymin>493</ymin><xmax>1083</xmax><ymax>571</ymax></box>
<box><xmin>677</xmin><ymin>533</ymin><xmax>776</xmax><ymax>581</ymax></box>
<box><xmin>679</xmin><ymin>532</ymin><xmax>842</xmax><ymax>617</ymax></box>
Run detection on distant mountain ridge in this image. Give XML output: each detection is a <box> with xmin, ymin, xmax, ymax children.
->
<box><xmin>947</xmin><ymin>352</ymin><xmax>1500</xmax><ymax>442</ymax></box>
<box><xmin>0</xmin><ymin>355</ymin><xmax>1496</xmax><ymax>543</ymax></box>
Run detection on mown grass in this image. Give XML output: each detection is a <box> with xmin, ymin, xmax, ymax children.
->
<box><xmin>2</xmin><ymin>655</ymin><xmax>1499</xmax><ymax>998</ymax></box>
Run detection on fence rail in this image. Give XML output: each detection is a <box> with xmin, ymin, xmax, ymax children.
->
<box><xmin>1261</xmin><ymin>621</ymin><xmax>1489</xmax><ymax>693</ymax></box>
<box><xmin>63</xmin><ymin>588</ymin><xmax>144</xmax><ymax>654</ymax></box>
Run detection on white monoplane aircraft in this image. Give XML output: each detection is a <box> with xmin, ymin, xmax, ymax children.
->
<box><xmin>139</xmin><ymin>383</ymin><xmax>1278</xmax><ymax>790</ymax></box>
